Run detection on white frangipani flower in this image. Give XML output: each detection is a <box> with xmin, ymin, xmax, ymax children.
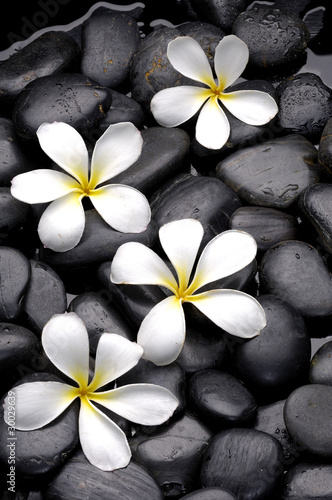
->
<box><xmin>111</xmin><ymin>219</ymin><xmax>267</xmax><ymax>366</ymax></box>
<box><xmin>4</xmin><ymin>312</ymin><xmax>178</xmax><ymax>471</ymax></box>
<box><xmin>151</xmin><ymin>35</ymin><xmax>278</xmax><ymax>150</ymax></box>
<box><xmin>11</xmin><ymin>121</ymin><xmax>151</xmax><ymax>252</ymax></box>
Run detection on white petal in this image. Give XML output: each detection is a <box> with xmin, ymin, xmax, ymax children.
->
<box><xmin>214</xmin><ymin>35</ymin><xmax>249</xmax><ymax>90</ymax></box>
<box><xmin>221</xmin><ymin>89</ymin><xmax>279</xmax><ymax>125</ymax></box>
<box><xmin>188</xmin><ymin>289</ymin><xmax>266</xmax><ymax>338</ymax></box>
<box><xmin>89</xmin><ymin>122</ymin><xmax>143</xmax><ymax>188</ymax></box>
<box><xmin>42</xmin><ymin>312</ymin><xmax>90</xmax><ymax>387</ymax></box>
<box><xmin>37</xmin><ymin>122</ymin><xmax>89</xmax><ymax>185</ymax></box>
<box><xmin>159</xmin><ymin>219</ymin><xmax>203</xmax><ymax>293</ymax></box>
<box><xmin>37</xmin><ymin>191</ymin><xmax>85</xmax><ymax>252</ymax></box>
<box><xmin>189</xmin><ymin>230</ymin><xmax>257</xmax><ymax>293</ymax></box>
<box><xmin>4</xmin><ymin>382</ymin><xmax>77</xmax><ymax>430</ymax></box>
<box><xmin>137</xmin><ymin>296</ymin><xmax>185</xmax><ymax>366</ymax></box>
<box><xmin>89</xmin><ymin>184</ymin><xmax>151</xmax><ymax>234</ymax></box>
<box><xmin>90</xmin><ymin>384</ymin><xmax>178</xmax><ymax>425</ymax></box>
<box><xmin>111</xmin><ymin>242</ymin><xmax>178</xmax><ymax>293</ymax></box>
<box><xmin>88</xmin><ymin>334</ymin><xmax>143</xmax><ymax>392</ymax></box>
<box><xmin>11</xmin><ymin>169</ymin><xmax>80</xmax><ymax>204</ymax></box>
<box><xmin>151</xmin><ymin>86</ymin><xmax>211</xmax><ymax>128</ymax></box>
<box><xmin>79</xmin><ymin>397</ymin><xmax>131</xmax><ymax>471</ymax></box>
<box><xmin>195</xmin><ymin>96</ymin><xmax>230</xmax><ymax>150</ymax></box>
<box><xmin>167</xmin><ymin>36</ymin><xmax>215</xmax><ymax>87</ymax></box>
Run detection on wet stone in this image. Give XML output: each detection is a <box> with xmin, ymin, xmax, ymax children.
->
<box><xmin>260</xmin><ymin>240</ymin><xmax>332</xmax><ymax>317</ymax></box>
<box><xmin>232</xmin><ymin>6</ymin><xmax>310</xmax><ymax>70</ymax></box>
<box><xmin>0</xmin><ymin>246</ymin><xmax>30</xmax><ymax>321</ymax></box>
<box><xmin>200</xmin><ymin>428</ymin><xmax>284</xmax><ymax>500</ymax></box>
<box><xmin>230</xmin><ymin>206</ymin><xmax>300</xmax><ymax>252</ymax></box>
<box><xmin>188</xmin><ymin>369</ymin><xmax>257</xmax><ymax>428</ymax></box>
<box><xmin>0</xmin><ymin>322</ymin><xmax>39</xmax><ymax>374</ymax></box>
<box><xmin>284</xmin><ymin>384</ymin><xmax>332</xmax><ymax>458</ymax></box>
<box><xmin>12</xmin><ymin>73</ymin><xmax>112</xmax><ymax>141</ymax></box>
<box><xmin>45</xmin><ymin>450</ymin><xmax>163</xmax><ymax>500</ymax></box>
<box><xmin>216</xmin><ymin>134</ymin><xmax>319</xmax><ymax>209</ymax></box>
<box><xmin>181</xmin><ymin>487</ymin><xmax>238</xmax><ymax>500</ymax></box>
<box><xmin>130</xmin><ymin>412</ymin><xmax>212</xmax><ymax>498</ymax></box>
<box><xmin>80</xmin><ymin>8</ymin><xmax>140</xmax><ymax>88</ymax></box>
<box><xmin>99</xmin><ymin>89</ymin><xmax>146</xmax><ymax>131</ymax></box>
<box><xmin>0</xmin><ymin>31</ymin><xmax>80</xmax><ymax>103</ymax></box>
<box><xmin>188</xmin><ymin>0</ymin><xmax>247</xmax><ymax>31</ymax></box>
<box><xmin>309</xmin><ymin>340</ymin><xmax>332</xmax><ymax>385</ymax></box>
<box><xmin>0</xmin><ymin>187</ymin><xmax>29</xmax><ymax>236</ymax></box>
<box><xmin>318</xmin><ymin>117</ymin><xmax>332</xmax><ymax>177</ymax></box>
<box><xmin>233</xmin><ymin>294</ymin><xmax>311</xmax><ymax>398</ymax></box>
<box><xmin>0</xmin><ymin>118</ymin><xmax>33</xmax><ymax>186</ymax></box>
<box><xmin>282</xmin><ymin>462</ymin><xmax>332</xmax><ymax>500</ymax></box>
<box><xmin>276</xmin><ymin>73</ymin><xmax>332</xmax><ymax>142</ymax></box>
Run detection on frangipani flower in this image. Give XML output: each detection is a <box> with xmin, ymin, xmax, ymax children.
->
<box><xmin>11</xmin><ymin>121</ymin><xmax>151</xmax><ymax>252</ymax></box>
<box><xmin>4</xmin><ymin>312</ymin><xmax>178</xmax><ymax>471</ymax></box>
<box><xmin>151</xmin><ymin>35</ymin><xmax>278</xmax><ymax>150</ymax></box>
<box><xmin>111</xmin><ymin>219</ymin><xmax>266</xmax><ymax>366</ymax></box>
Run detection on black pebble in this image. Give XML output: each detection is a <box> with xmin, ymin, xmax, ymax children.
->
<box><xmin>309</xmin><ymin>340</ymin><xmax>332</xmax><ymax>385</ymax></box>
<box><xmin>0</xmin><ymin>246</ymin><xmax>30</xmax><ymax>321</ymax></box>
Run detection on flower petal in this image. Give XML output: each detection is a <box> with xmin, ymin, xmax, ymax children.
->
<box><xmin>188</xmin><ymin>289</ymin><xmax>266</xmax><ymax>338</ymax></box>
<box><xmin>37</xmin><ymin>190</ymin><xmax>85</xmax><ymax>252</ymax></box>
<box><xmin>151</xmin><ymin>86</ymin><xmax>211</xmax><ymax>128</ymax></box>
<box><xmin>4</xmin><ymin>382</ymin><xmax>77</xmax><ymax>430</ymax></box>
<box><xmin>11</xmin><ymin>169</ymin><xmax>80</xmax><ymax>204</ymax></box>
<box><xmin>90</xmin><ymin>384</ymin><xmax>178</xmax><ymax>425</ymax></box>
<box><xmin>167</xmin><ymin>36</ymin><xmax>215</xmax><ymax>87</ymax></box>
<box><xmin>214</xmin><ymin>35</ymin><xmax>249</xmax><ymax>90</ymax></box>
<box><xmin>37</xmin><ymin>122</ymin><xmax>89</xmax><ymax>185</ymax></box>
<box><xmin>79</xmin><ymin>397</ymin><xmax>131</xmax><ymax>471</ymax></box>
<box><xmin>88</xmin><ymin>334</ymin><xmax>143</xmax><ymax>392</ymax></box>
<box><xmin>42</xmin><ymin>312</ymin><xmax>90</xmax><ymax>387</ymax></box>
<box><xmin>137</xmin><ymin>296</ymin><xmax>185</xmax><ymax>366</ymax></box>
<box><xmin>221</xmin><ymin>89</ymin><xmax>279</xmax><ymax>125</ymax></box>
<box><xmin>195</xmin><ymin>96</ymin><xmax>230</xmax><ymax>150</ymax></box>
<box><xmin>111</xmin><ymin>242</ymin><xmax>178</xmax><ymax>293</ymax></box>
<box><xmin>89</xmin><ymin>122</ymin><xmax>143</xmax><ymax>188</ymax></box>
<box><xmin>89</xmin><ymin>184</ymin><xmax>151</xmax><ymax>234</ymax></box>
<box><xmin>159</xmin><ymin>219</ymin><xmax>203</xmax><ymax>293</ymax></box>
<box><xmin>189</xmin><ymin>230</ymin><xmax>257</xmax><ymax>293</ymax></box>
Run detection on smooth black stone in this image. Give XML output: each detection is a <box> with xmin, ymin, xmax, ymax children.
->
<box><xmin>81</xmin><ymin>8</ymin><xmax>140</xmax><ymax>88</ymax></box>
<box><xmin>110</xmin><ymin>127</ymin><xmax>191</xmax><ymax>195</ymax></box>
<box><xmin>151</xmin><ymin>174</ymin><xmax>241</xmax><ymax>248</ymax></box>
<box><xmin>45</xmin><ymin>449</ymin><xmax>163</xmax><ymax>500</ymax></box>
<box><xmin>68</xmin><ymin>291</ymin><xmax>135</xmax><ymax>354</ymax></box>
<box><xmin>260</xmin><ymin>240</ymin><xmax>332</xmax><ymax>317</ymax></box>
<box><xmin>0</xmin><ymin>118</ymin><xmax>33</xmax><ymax>186</ymax></box>
<box><xmin>188</xmin><ymin>0</ymin><xmax>247</xmax><ymax>31</ymax></box>
<box><xmin>0</xmin><ymin>31</ymin><xmax>80</xmax><ymax>103</ymax></box>
<box><xmin>12</xmin><ymin>73</ymin><xmax>112</xmax><ymax>141</ymax></box>
<box><xmin>0</xmin><ymin>322</ymin><xmax>39</xmax><ymax>373</ymax></box>
<box><xmin>182</xmin><ymin>487</ymin><xmax>238</xmax><ymax>500</ymax></box>
<box><xmin>282</xmin><ymin>462</ymin><xmax>332</xmax><ymax>499</ymax></box>
<box><xmin>40</xmin><ymin>210</ymin><xmax>158</xmax><ymax>269</ymax></box>
<box><xmin>233</xmin><ymin>295</ymin><xmax>311</xmax><ymax>398</ymax></box>
<box><xmin>188</xmin><ymin>369</ymin><xmax>257</xmax><ymax>427</ymax></box>
<box><xmin>0</xmin><ymin>372</ymin><xmax>79</xmax><ymax>476</ymax></box>
<box><xmin>299</xmin><ymin>183</ymin><xmax>332</xmax><ymax>254</ymax></box>
<box><xmin>130</xmin><ymin>412</ymin><xmax>212</xmax><ymax>497</ymax></box>
<box><xmin>232</xmin><ymin>6</ymin><xmax>310</xmax><ymax>69</ymax></box>
<box><xmin>178</xmin><ymin>20</ymin><xmax>225</xmax><ymax>48</ymax></box>
<box><xmin>200</xmin><ymin>428</ymin><xmax>284</xmax><ymax>500</ymax></box>
<box><xmin>309</xmin><ymin>340</ymin><xmax>332</xmax><ymax>385</ymax></box>
<box><xmin>118</xmin><ymin>358</ymin><xmax>186</xmax><ymax>416</ymax></box>
<box><xmin>216</xmin><ymin>134</ymin><xmax>319</xmax><ymax>209</ymax></box>
<box><xmin>0</xmin><ymin>246</ymin><xmax>30</xmax><ymax>321</ymax></box>
<box><xmin>99</xmin><ymin>89</ymin><xmax>146</xmax><ymax>131</ymax></box>
<box><xmin>276</xmin><ymin>73</ymin><xmax>332</xmax><ymax>141</ymax></box>
<box><xmin>0</xmin><ymin>187</ymin><xmax>29</xmax><ymax>234</ymax></box>
<box><xmin>318</xmin><ymin>117</ymin><xmax>332</xmax><ymax>177</ymax></box>
<box><xmin>230</xmin><ymin>206</ymin><xmax>300</xmax><ymax>252</ymax></box>
<box><xmin>253</xmin><ymin>400</ymin><xmax>298</xmax><ymax>465</ymax></box>
<box><xmin>284</xmin><ymin>384</ymin><xmax>332</xmax><ymax>458</ymax></box>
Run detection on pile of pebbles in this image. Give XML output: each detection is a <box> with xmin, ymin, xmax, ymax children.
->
<box><xmin>1</xmin><ymin>0</ymin><xmax>332</xmax><ymax>498</ymax></box>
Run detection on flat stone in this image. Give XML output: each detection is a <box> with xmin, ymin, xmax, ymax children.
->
<box><xmin>0</xmin><ymin>187</ymin><xmax>29</xmax><ymax>235</ymax></box>
<box><xmin>216</xmin><ymin>134</ymin><xmax>319</xmax><ymax>209</ymax></box>
<box><xmin>0</xmin><ymin>118</ymin><xmax>33</xmax><ymax>186</ymax></box>
<box><xmin>0</xmin><ymin>322</ymin><xmax>39</xmax><ymax>373</ymax></box>
<box><xmin>181</xmin><ymin>487</ymin><xmax>238</xmax><ymax>500</ymax></box>
<box><xmin>318</xmin><ymin>117</ymin><xmax>332</xmax><ymax>177</ymax></box>
<box><xmin>282</xmin><ymin>462</ymin><xmax>332</xmax><ymax>499</ymax></box>
<box><xmin>309</xmin><ymin>340</ymin><xmax>332</xmax><ymax>385</ymax></box>
<box><xmin>0</xmin><ymin>246</ymin><xmax>30</xmax><ymax>321</ymax></box>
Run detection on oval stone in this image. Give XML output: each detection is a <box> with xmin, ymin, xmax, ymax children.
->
<box><xmin>284</xmin><ymin>384</ymin><xmax>332</xmax><ymax>458</ymax></box>
<box><xmin>200</xmin><ymin>428</ymin><xmax>283</xmax><ymax>499</ymax></box>
<box><xmin>188</xmin><ymin>0</ymin><xmax>247</xmax><ymax>31</ymax></box>
<box><xmin>12</xmin><ymin>73</ymin><xmax>112</xmax><ymax>141</ymax></box>
<box><xmin>0</xmin><ymin>118</ymin><xmax>33</xmax><ymax>186</ymax></box>
<box><xmin>309</xmin><ymin>340</ymin><xmax>332</xmax><ymax>385</ymax></box>
<box><xmin>282</xmin><ymin>462</ymin><xmax>332</xmax><ymax>499</ymax></box>
<box><xmin>260</xmin><ymin>240</ymin><xmax>332</xmax><ymax>317</ymax></box>
<box><xmin>216</xmin><ymin>134</ymin><xmax>319</xmax><ymax>209</ymax></box>
<box><xmin>0</xmin><ymin>322</ymin><xmax>39</xmax><ymax>373</ymax></box>
<box><xmin>0</xmin><ymin>246</ymin><xmax>30</xmax><ymax>321</ymax></box>
<box><xmin>99</xmin><ymin>89</ymin><xmax>146</xmax><ymax>131</ymax></box>
<box><xmin>0</xmin><ymin>187</ymin><xmax>29</xmax><ymax>235</ymax></box>
<box><xmin>182</xmin><ymin>488</ymin><xmax>237</xmax><ymax>500</ymax></box>
<box><xmin>318</xmin><ymin>117</ymin><xmax>332</xmax><ymax>177</ymax></box>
